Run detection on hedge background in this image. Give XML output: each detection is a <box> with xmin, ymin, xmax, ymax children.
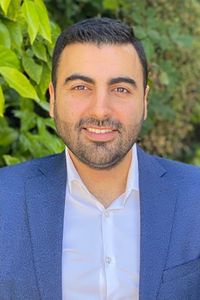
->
<box><xmin>0</xmin><ymin>0</ymin><xmax>200</xmax><ymax>167</ymax></box>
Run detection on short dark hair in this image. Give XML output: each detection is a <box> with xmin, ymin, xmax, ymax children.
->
<box><xmin>52</xmin><ymin>17</ymin><xmax>148</xmax><ymax>89</ymax></box>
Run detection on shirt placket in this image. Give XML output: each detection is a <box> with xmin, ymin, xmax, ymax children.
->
<box><xmin>101</xmin><ymin>209</ymin><xmax>118</xmax><ymax>299</ymax></box>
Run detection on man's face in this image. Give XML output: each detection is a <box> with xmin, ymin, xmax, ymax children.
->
<box><xmin>49</xmin><ymin>43</ymin><xmax>149</xmax><ymax>169</ymax></box>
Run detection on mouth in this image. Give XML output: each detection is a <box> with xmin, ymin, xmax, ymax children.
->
<box><xmin>82</xmin><ymin>126</ymin><xmax>118</xmax><ymax>142</ymax></box>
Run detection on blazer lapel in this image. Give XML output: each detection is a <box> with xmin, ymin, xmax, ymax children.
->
<box><xmin>25</xmin><ymin>152</ymin><xmax>66</xmax><ymax>300</ymax></box>
<box><xmin>137</xmin><ymin>147</ymin><xmax>178</xmax><ymax>300</ymax></box>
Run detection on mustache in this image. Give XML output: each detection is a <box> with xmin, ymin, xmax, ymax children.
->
<box><xmin>76</xmin><ymin>117</ymin><xmax>123</xmax><ymax>130</ymax></box>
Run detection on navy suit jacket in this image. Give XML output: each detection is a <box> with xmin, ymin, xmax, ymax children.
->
<box><xmin>1</xmin><ymin>146</ymin><xmax>200</xmax><ymax>300</ymax></box>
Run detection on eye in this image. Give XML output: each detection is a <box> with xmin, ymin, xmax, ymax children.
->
<box><xmin>114</xmin><ymin>87</ymin><xmax>129</xmax><ymax>93</ymax></box>
<box><xmin>73</xmin><ymin>85</ymin><xmax>88</xmax><ymax>91</ymax></box>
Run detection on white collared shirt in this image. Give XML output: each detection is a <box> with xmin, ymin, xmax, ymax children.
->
<box><xmin>62</xmin><ymin>144</ymin><xmax>140</xmax><ymax>300</ymax></box>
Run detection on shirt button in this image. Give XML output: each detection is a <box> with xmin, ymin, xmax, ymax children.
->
<box><xmin>105</xmin><ymin>256</ymin><xmax>112</xmax><ymax>264</ymax></box>
<box><xmin>104</xmin><ymin>211</ymin><xmax>110</xmax><ymax>217</ymax></box>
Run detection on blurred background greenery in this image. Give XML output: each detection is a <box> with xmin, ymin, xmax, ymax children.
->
<box><xmin>0</xmin><ymin>0</ymin><xmax>200</xmax><ymax>167</ymax></box>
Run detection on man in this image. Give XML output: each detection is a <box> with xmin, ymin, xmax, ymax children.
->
<box><xmin>0</xmin><ymin>17</ymin><xmax>200</xmax><ymax>300</ymax></box>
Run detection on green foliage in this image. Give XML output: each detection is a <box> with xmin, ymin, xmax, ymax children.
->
<box><xmin>0</xmin><ymin>0</ymin><xmax>64</xmax><ymax>166</ymax></box>
<box><xmin>130</xmin><ymin>0</ymin><xmax>200</xmax><ymax>161</ymax></box>
<box><xmin>0</xmin><ymin>0</ymin><xmax>200</xmax><ymax>166</ymax></box>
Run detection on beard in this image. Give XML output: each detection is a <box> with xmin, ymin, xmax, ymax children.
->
<box><xmin>53</xmin><ymin>107</ymin><xmax>144</xmax><ymax>170</ymax></box>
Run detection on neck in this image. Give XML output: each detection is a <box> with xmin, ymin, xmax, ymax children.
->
<box><xmin>68</xmin><ymin>149</ymin><xmax>133</xmax><ymax>207</ymax></box>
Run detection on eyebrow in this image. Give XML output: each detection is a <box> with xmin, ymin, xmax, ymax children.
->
<box><xmin>64</xmin><ymin>74</ymin><xmax>95</xmax><ymax>85</ymax></box>
<box><xmin>63</xmin><ymin>73</ymin><xmax>137</xmax><ymax>88</ymax></box>
<box><xmin>108</xmin><ymin>77</ymin><xmax>137</xmax><ymax>88</ymax></box>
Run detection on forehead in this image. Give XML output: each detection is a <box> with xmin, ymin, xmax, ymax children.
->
<box><xmin>57</xmin><ymin>43</ymin><xmax>143</xmax><ymax>84</ymax></box>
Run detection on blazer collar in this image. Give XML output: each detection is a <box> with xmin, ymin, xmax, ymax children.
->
<box><xmin>137</xmin><ymin>146</ymin><xmax>177</xmax><ymax>300</ymax></box>
<box><xmin>25</xmin><ymin>152</ymin><xmax>66</xmax><ymax>300</ymax></box>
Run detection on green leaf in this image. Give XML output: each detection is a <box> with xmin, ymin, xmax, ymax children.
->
<box><xmin>44</xmin><ymin>117</ymin><xmax>56</xmax><ymax>131</ymax></box>
<box><xmin>132</xmin><ymin>12</ymin><xmax>143</xmax><ymax>25</ymax></box>
<box><xmin>6</xmin><ymin>0</ymin><xmax>22</xmax><ymax>21</ymax></box>
<box><xmin>147</xmin><ymin>29</ymin><xmax>160</xmax><ymax>42</ymax></box>
<box><xmin>39</xmin><ymin>130</ymin><xmax>64</xmax><ymax>153</ymax></box>
<box><xmin>0</xmin><ymin>22</ymin><xmax>11</xmax><ymax>48</ymax></box>
<box><xmin>0</xmin><ymin>118</ymin><xmax>18</xmax><ymax>145</ymax></box>
<box><xmin>160</xmin><ymin>71</ymin><xmax>170</xmax><ymax>85</ymax></box>
<box><xmin>0</xmin><ymin>46</ymin><xmax>20</xmax><ymax>69</ymax></box>
<box><xmin>3</xmin><ymin>154</ymin><xmax>21</xmax><ymax>165</ymax></box>
<box><xmin>14</xmin><ymin>109</ymin><xmax>36</xmax><ymax>132</ymax></box>
<box><xmin>0</xmin><ymin>67</ymin><xmax>39</xmax><ymax>101</ymax></box>
<box><xmin>50</xmin><ymin>21</ymin><xmax>61</xmax><ymax>44</ymax></box>
<box><xmin>38</xmin><ymin>63</ymin><xmax>51</xmax><ymax>94</ymax></box>
<box><xmin>143</xmin><ymin>38</ymin><xmax>154</xmax><ymax>60</ymax></box>
<box><xmin>176</xmin><ymin>35</ymin><xmax>194</xmax><ymax>48</ymax></box>
<box><xmin>32</xmin><ymin>40</ymin><xmax>47</xmax><ymax>61</ymax></box>
<box><xmin>22</xmin><ymin>0</ymin><xmax>39</xmax><ymax>44</ymax></box>
<box><xmin>0</xmin><ymin>0</ymin><xmax>11</xmax><ymax>15</ymax></box>
<box><xmin>5</xmin><ymin>21</ymin><xmax>23</xmax><ymax>50</ymax></box>
<box><xmin>0</xmin><ymin>85</ymin><xmax>5</xmax><ymax>117</ymax></box>
<box><xmin>19</xmin><ymin>132</ymin><xmax>47</xmax><ymax>157</ymax></box>
<box><xmin>22</xmin><ymin>54</ymin><xmax>42</xmax><ymax>84</ymax></box>
<box><xmin>103</xmin><ymin>0</ymin><xmax>119</xmax><ymax>10</ymax></box>
<box><xmin>37</xmin><ymin>99</ymin><xmax>49</xmax><ymax>111</ymax></box>
<box><xmin>46</xmin><ymin>22</ymin><xmax>60</xmax><ymax>57</ymax></box>
<box><xmin>134</xmin><ymin>26</ymin><xmax>147</xmax><ymax>39</ymax></box>
<box><xmin>34</xmin><ymin>0</ymin><xmax>51</xmax><ymax>43</ymax></box>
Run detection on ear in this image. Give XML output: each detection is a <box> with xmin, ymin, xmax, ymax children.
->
<box><xmin>49</xmin><ymin>82</ymin><xmax>55</xmax><ymax>118</ymax></box>
<box><xmin>143</xmin><ymin>85</ymin><xmax>150</xmax><ymax>120</ymax></box>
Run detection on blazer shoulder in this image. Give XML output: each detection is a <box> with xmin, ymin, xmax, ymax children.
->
<box><xmin>0</xmin><ymin>152</ymin><xmax>64</xmax><ymax>186</ymax></box>
<box><xmin>154</xmin><ymin>155</ymin><xmax>200</xmax><ymax>178</ymax></box>
<box><xmin>152</xmin><ymin>155</ymin><xmax>200</xmax><ymax>200</ymax></box>
<box><xmin>137</xmin><ymin>145</ymin><xmax>200</xmax><ymax>180</ymax></box>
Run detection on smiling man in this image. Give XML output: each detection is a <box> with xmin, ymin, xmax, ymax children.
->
<box><xmin>1</xmin><ymin>17</ymin><xmax>200</xmax><ymax>300</ymax></box>
<box><xmin>49</xmin><ymin>40</ymin><xmax>148</xmax><ymax>207</ymax></box>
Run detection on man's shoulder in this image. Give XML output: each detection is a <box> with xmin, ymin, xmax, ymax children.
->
<box><xmin>0</xmin><ymin>152</ymin><xmax>64</xmax><ymax>184</ymax></box>
<box><xmin>150</xmin><ymin>154</ymin><xmax>200</xmax><ymax>197</ymax></box>
<box><xmin>138</xmin><ymin>146</ymin><xmax>200</xmax><ymax>178</ymax></box>
<box><xmin>137</xmin><ymin>146</ymin><xmax>200</xmax><ymax>188</ymax></box>
<box><xmin>154</xmin><ymin>154</ymin><xmax>200</xmax><ymax>177</ymax></box>
<box><xmin>0</xmin><ymin>152</ymin><xmax>66</xmax><ymax>217</ymax></box>
<box><xmin>144</xmin><ymin>152</ymin><xmax>200</xmax><ymax>201</ymax></box>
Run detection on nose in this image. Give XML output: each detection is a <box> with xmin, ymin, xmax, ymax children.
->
<box><xmin>88</xmin><ymin>90</ymin><xmax>112</xmax><ymax>120</ymax></box>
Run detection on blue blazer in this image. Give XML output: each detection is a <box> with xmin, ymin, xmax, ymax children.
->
<box><xmin>1</xmin><ymin>146</ymin><xmax>200</xmax><ymax>299</ymax></box>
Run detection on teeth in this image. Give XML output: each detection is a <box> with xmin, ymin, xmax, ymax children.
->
<box><xmin>87</xmin><ymin>128</ymin><xmax>113</xmax><ymax>134</ymax></box>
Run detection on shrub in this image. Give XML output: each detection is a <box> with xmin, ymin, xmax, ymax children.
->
<box><xmin>0</xmin><ymin>0</ymin><xmax>64</xmax><ymax>166</ymax></box>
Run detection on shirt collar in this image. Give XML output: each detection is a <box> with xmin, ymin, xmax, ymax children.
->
<box><xmin>65</xmin><ymin>144</ymin><xmax>139</xmax><ymax>197</ymax></box>
<box><xmin>125</xmin><ymin>143</ymin><xmax>139</xmax><ymax>193</ymax></box>
<box><xmin>65</xmin><ymin>148</ymin><xmax>81</xmax><ymax>193</ymax></box>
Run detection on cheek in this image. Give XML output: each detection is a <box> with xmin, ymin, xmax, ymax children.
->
<box><xmin>56</xmin><ymin>95</ymin><xmax>84</xmax><ymax>122</ymax></box>
<box><xmin>119</xmin><ymin>104</ymin><xmax>144</xmax><ymax>124</ymax></box>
